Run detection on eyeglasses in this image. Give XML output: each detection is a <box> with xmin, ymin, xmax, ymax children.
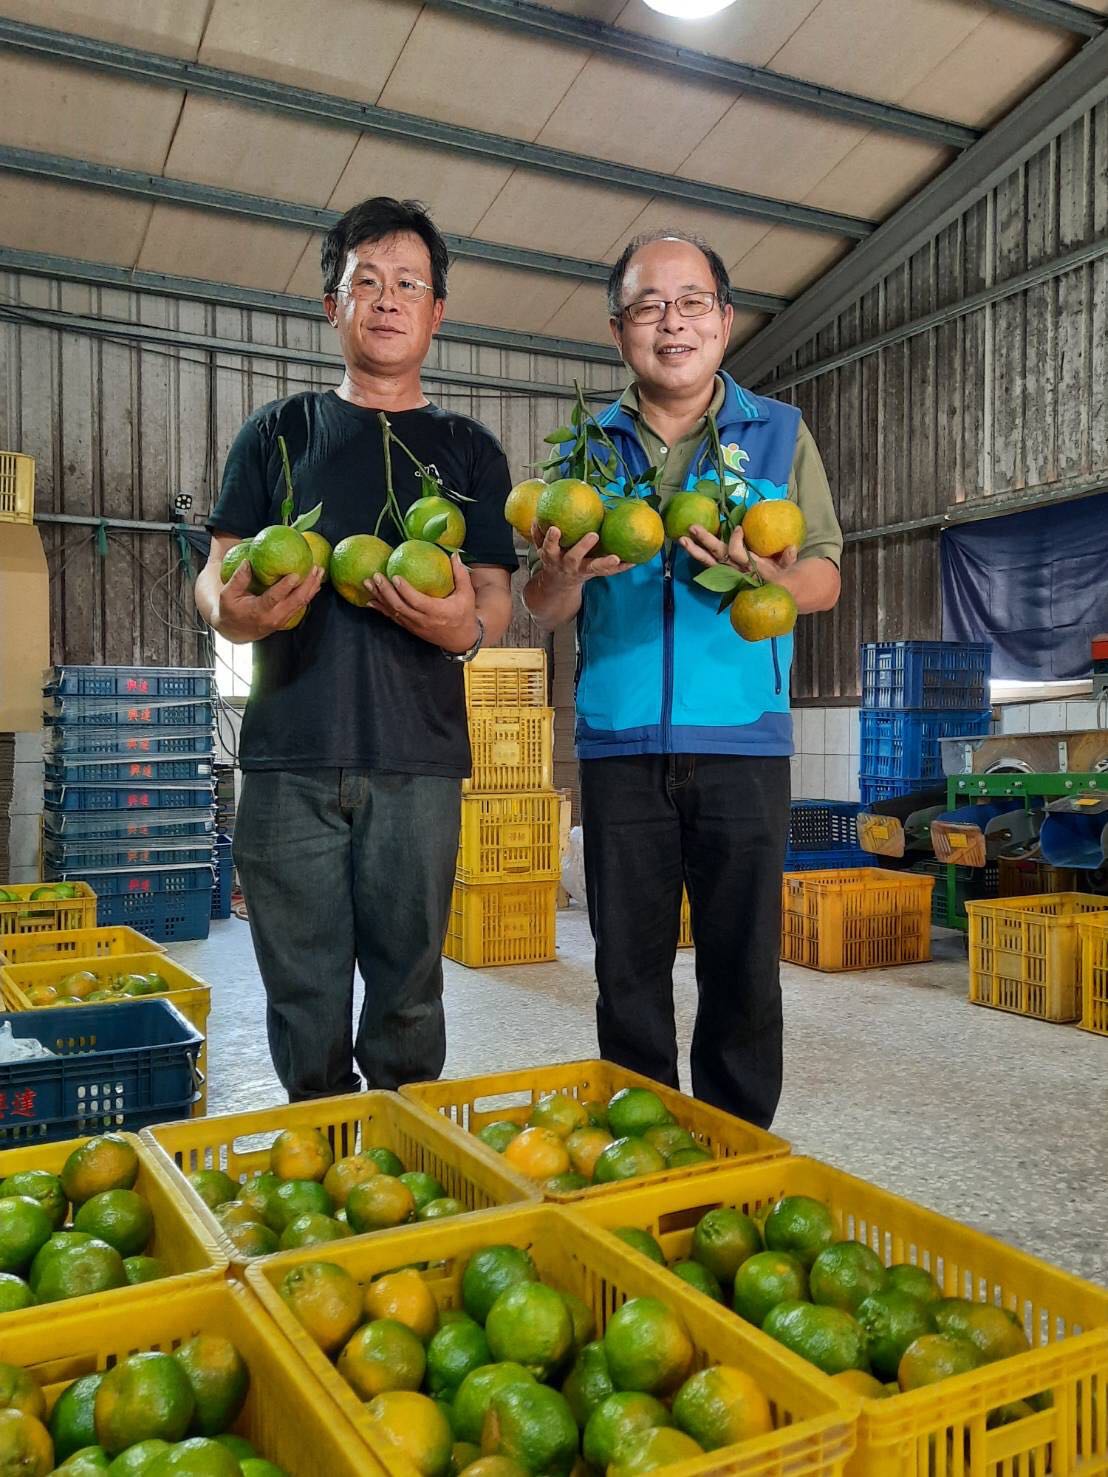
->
<box><xmin>621</xmin><ymin>291</ymin><xmax>721</xmax><ymax>325</ymax></box>
<box><xmin>337</xmin><ymin>275</ymin><xmax>433</xmax><ymax>305</ymax></box>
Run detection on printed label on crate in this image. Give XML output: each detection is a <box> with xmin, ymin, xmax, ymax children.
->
<box><xmin>126</xmin><ymin>793</ymin><xmax>152</xmax><ymax>808</ymax></box>
<box><xmin>0</xmin><ymin>1090</ymin><xmax>37</xmax><ymax>1121</ymax></box>
<box><xmin>502</xmin><ymin>916</ymin><xmax>530</xmax><ymax>938</ymax></box>
<box><xmin>125</xmin><ymin>737</ymin><xmax>153</xmax><ymax>752</ymax></box>
<box><xmin>502</xmin><ymin>825</ymin><xmax>531</xmax><ymax>847</ymax></box>
<box><xmin>124</xmin><ymin>678</ymin><xmax>152</xmax><ymax>694</ymax></box>
<box><xmin>492</xmin><ymin>741</ymin><xmax>522</xmax><ymax>764</ymax></box>
<box><xmin>126</xmin><ymin>707</ymin><xmax>153</xmax><ymax>722</ymax></box>
<box><xmin>947</xmin><ymin>831</ymin><xmax>969</xmax><ymax>849</ymax></box>
<box><xmin>128</xmin><ymin>877</ymin><xmax>153</xmax><ymax>893</ymax></box>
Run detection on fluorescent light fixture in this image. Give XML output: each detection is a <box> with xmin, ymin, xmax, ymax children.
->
<box><xmin>641</xmin><ymin>0</ymin><xmax>738</xmax><ymax>17</ymax></box>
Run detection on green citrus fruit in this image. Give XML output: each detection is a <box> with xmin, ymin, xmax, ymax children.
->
<box><xmin>897</xmin><ymin>1333</ymin><xmax>983</xmax><ymax>1391</ymax></box>
<box><xmin>605</xmin><ymin>1089</ymin><xmax>673</xmax><ymax>1140</ymax></box>
<box><xmin>612</xmin><ymin>1228</ymin><xmax>665</xmax><ymax>1264</ymax></box>
<box><xmin>809</xmin><ymin>1241</ymin><xmax>888</xmax><ymax>1314</ymax></box>
<box><xmin>174</xmin><ymin>1334</ymin><xmax>249</xmax><ymax>1437</ymax></box>
<box><xmin>452</xmin><ymin>1365</ymin><xmax>535</xmax><ymax>1446</ymax></box>
<box><xmin>226</xmin><ymin>1221</ymin><xmax>280</xmax><ymax>1259</ymax></box>
<box><xmin>0</xmin><ymin>1408</ymin><xmax>54</xmax><ymax>1474</ymax></box>
<box><xmin>330</xmin><ymin>534</ymin><xmax>393</xmax><ymax>607</ymax></box>
<box><xmin>503</xmin><ymin>481</ymin><xmax>544</xmax><ymax>540</ymax></box>
<box><xmin>0</xmin><ymin>1363</ymin><xmax>45</xmax><ymax>1421</ymax></box>
<box><xmin>641</xmin><ymin>1125</ymin><xmax>696</xmax><ymax>1160</ymax></box>
<box><xmin>476</xmin><ymin>1123</ymin><xmax>521</xmax><ymax>1154</ymax></box>
<box><xmin>671</xmin><ymin>1365</ymin><xmax>772</xmax><ymax>1450</ymax></box>
<box><xmin>74</xmin><ymin>1189</ymin><xmax>154</xmax><ymax>1259</ymax></box>
<box><xmin>420</xmin><ymin>1197</ymin><xmax>466</xmax><ymax>1221</ymax></box>
<box><xmin>362</xmin><ymin>1147</ymin><xmax>406</xmax><ymax>1178</ymax></box>
<box><xmin>61</xmin><ymin>1136</ymin><xmax>139</xmax><ymax>1205</ymax></box>
<box><xmin>667</xmin><ymin>1147</ymin><xmax>713</xmax><ymax>1169</ymax></box>
<box><xmin>186</xmin><ymin>1171</ymin><xmax>238</xmax><ymax>1212</ymax></box>
<box><xmin>885</xmin><ymin>1264</ymin><xmax>942</xmax><ymax>1305</ymax></box>
<box><xmin>762</xmin><ymin>1301</ymin><xmax>870</xmax><ymax>1376</ymax></box>
<box><xmin>560</xmin><ymin>1290</ymin><xmax>595</xmax><ymax>1352</ymax></box>
<box><xmin>856</xmin><ymin>1290</ymin><xmax>936</xmax><ymax>1382</ymax></box>
<box><xmin>691</xmin><ymin>1206</ymin><xmax>762</xmax><ymax>1285</ymax></box>
<box><xmin>608</xmin><ymin>1426</ymin><xmax>704</xmax><ymax>1476</ymax></box>
<box><xmin>398</xmin><ymin>1172</ymin><xmax>447</xmax><ymax>1213</ymax></box>
<box><xmin>733</xmin><ymin>1249</ymin><xmax>808</xmax><ymax>1326</ymax></box>
<box><xmin>386</xmin><ymin>540</ymin><xmax>454</xmax><ymax>598</ymax></box>
<box><xmin>50</xmin><ymin>1375</ymin><xmax>103</xmax><ymax>1462</ymax></box>
<box><xmin>762</xmin><ymin>1196</ymin><xmax>837</xmax><ymax>1270</ymax></box>
<box><xmin>346</xmin><ymin>1175</ymin><xmax>415</xmax><ymax>1233</ymax></box>
<box><xmin>485</xmin><ymin>1283</ymin><xmax>573</xmax><ymax>1380</ymax></box>
<box><xmin>662</xmin><ymin>491</ymin><xmax>720</xmax><ymax>542</ymax></box>
<box><xmin>404</xmin><ymin>496</ymin><xmax>466</xmax><ymax>552</ymax></box>
<box><xmin>597</xmin><ymin>499</ymin><xmax>664</xmax><ymax>564</ymax></box>
<box><xmin>220</xmin><ymin>541</ymin><xmax>258</xmax><ymax>589</ymax></box>
<box><xmin>339</xmin><ymin>1319</ymin><xmax>427</xmax><ymax>1400</ymax></box>
<box><xmin>0</xmin><ymin>1273</ymin><xmax>34</xmax><ymax>1311</ymax></box>
<box><xmin>536</xmin><ymin>479</ymin><xmax>605</xmax><ymax>549</ymax></box>
<box><xmin>144</xmin><ymin>1436</ymin><xmax>242</xmax><ymax>1474</ymax></box>
<box><xmin>278</xmin><ymin>1260</ymin><xmax>362</xmax><ymax>1356</ymax></box>
<box><xmin>603</xmin><ymin>1298</ymin><xmax>693</xmax><ymax>1397</ymax></box>
<box><xmin>95</xmin><ymin>1352</ymin><xmax>196</xmax><ymax>1454</ymax></box>
<box><xmin>480</xmin><ymin>1382</ymin><xmax>578</xmax><ymax>1477</ymax></box>
<box><xmin>427</xmin><ymin>1320</ymin><xmax>492</xmax><ymax>1398</ymax></box>
<box><xmin>582</xmin><ymin>1391</ymin><xmax>671</xmax><ymax>1470</ymax></box>
<box><xmin>592</xmin><ymin>1139</ymin><xmax>666</xmax><ymax>1184</ymax></box>
<box><xmin>461</xmin><ymin>1247</ymin><xmax>538</xmax><ymax>1326</ymax></box>
<box><xmin>278</xmin><ymin>1212</ymin><xmax>349</xmax><ymax>1250</ymax></box>
<box><xmin>528</xmin><ymin>1094</ymin><xmax>589</xmax><ymax>1140</ymax></box>
<box><xmin>263</xmin><ymin>1180</ymin><xmax>333</xmax><ymax>1234</ymax></box>
<box><xmin>0</xmin><ymin>1197</ymin><xmax>52</xmax><ymax>1274</ymax></box>
<box><xmin>107</xmin><ymin>1438</ymin><xmax>171</xmax><ymax>1473</ymax></box>
<box><xmin>34</xmin><ymin>1237</ymin><xmax>126</xmax><ymax>1303</ymax></box>
<box><xmin>931</xmin><ymin>1300</ymin><xmax>1030</xmax><ymax>1363</ymax></box>
<box><xmin>670</xmin><ymin>1260</ymin><xmax>723</xmax><ymax>1302</ymax></box>
<box><xmin>730</xmin><ymin>584</ymin><xmax>797</xmax><ymax>641</ymax></box>
<box><xmin>561</xmin><ymin>1342</ymin><xmax>613</xmax><ymax>1427</ymax></box>
<box><xmin>123</xmin><ymin>1256</ymin><xmax>168</xmax><ymax>1285</ymax></box>
<box><xmin>249</xmin><ymin>526</ymin><xmax>312</xmax><ymax>589</ymax></box>
<box><xmin>302</xmin><ymin>530</ymin><xmax>332</xmax><ymax>581</ymax></box>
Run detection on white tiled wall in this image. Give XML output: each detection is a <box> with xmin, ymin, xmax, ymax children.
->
<box><xmin>792</xmin><ymin>697</ymin><xmax>1104</xmax><ymax>802</ymax></box>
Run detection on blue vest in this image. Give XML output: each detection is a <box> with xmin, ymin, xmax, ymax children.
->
<box><xmin>575</xmin><ymin>373</ymin><xmax>800</xmax><ymax>760</ymax></box>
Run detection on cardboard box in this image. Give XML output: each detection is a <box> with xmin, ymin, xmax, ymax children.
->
<box><xmin>0</xmin><ymin>526</ymin><xmax>49</xmax><ymax>732</ymax></box>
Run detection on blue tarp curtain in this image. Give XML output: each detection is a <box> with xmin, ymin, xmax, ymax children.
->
<box><xmin>940</xmin><ymin>490</ymin><xmax>1108</xmax><ymax>681</ymax></box>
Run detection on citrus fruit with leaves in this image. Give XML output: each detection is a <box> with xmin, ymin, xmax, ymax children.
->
<box><xmin>536</xmin><ymin>480</ymin><xmax>605</xmax><ymax>549</ymax></box>
<box><xmin>331</xmin><ymin>535</ymin><xmax>393</xmax><ymax>607</ymax></box>
<box><xmin>730</xmin><ymin>584</ymin><xmax>797</xmax><ymax>641</ymax></box>
<box><xmin>387</xmin><ymin>541</ymin><xmax>454</xmax><ymax>598</ymax></box>
<box><xmin>597</xmin><ymin>499</ymin><xmax>664</xmax><ymax>565</ymax></box>
<box><xmin>405</xmin><ymin>496</ymin><xmax>466</xmax><ymax>552</ymax></box>
<box><xmin>741</xmin><ymin>499</ymin><xmax>806</xmax><ymax>558</ymax></box>
<box><xmin>504</xmin><ymin>480</ymin><xmax>544</xmax><ymax>539</ymax></box>
<box><xmin>248</xmin><ymin>526</ymin><xmax>313</xmax><ymax>589</ymax></box>
<box><xmin>662</xmin><ymin>490</ymin><xmax>720</xmax><ymax>542</ymax></box>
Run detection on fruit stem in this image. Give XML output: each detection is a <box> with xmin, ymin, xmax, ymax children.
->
<box><xmin>383</xmin><ymin>420</ymin><xmax>473</xmax><ymax>504</ymax></box>
<box><xmin>377</xmin><ymin>413</ymin><xmax>410</xmax><ymax>542</ymax></box>
<box><xmin>574</xmin><ymin>381</ymin><xmax>638</xmax><ymax>492</ymax></box>
<box><xmin>277</xmin><ymin>435</ymin><xmax>295</xmax><ymax>525</ymax></box>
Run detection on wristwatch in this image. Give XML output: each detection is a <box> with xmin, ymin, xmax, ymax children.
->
<box><xmin>444</xmin><ymin>616</ymin><xmax>485</xmax><ymax>663</ymax></box>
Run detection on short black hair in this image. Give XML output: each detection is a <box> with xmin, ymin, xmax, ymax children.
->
<box><xmin>607</xmin><ymin>229</ymin><xmax>731</xmax><ymax>318</ymax></box>
<box><xmin>321</xmin><ymin>197</ymin><xmax>449</xmax><ymax>299</ymax></box>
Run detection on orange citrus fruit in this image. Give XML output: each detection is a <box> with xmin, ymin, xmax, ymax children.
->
<box><xmin>270</xmin><ymin>1127</ymin><xmax>333</xmax><ymax>1183</ymax></box>
<box><xmin>386</xmin><ymin>540</ymin><xmax>454</xmax><ymax>598</ymax></box>
<box><xmin>597</xmin><ymin>499</ymin><xmax>664</xmax><ymax>565</ymax></box>
<box><xmin>671</xmin><ymin>1365</ymin><xmax>772</xmax><ymax>1449</ymax></box>
<box><xmin>503</xmin><ymin>1129</ymin><xmax>571</xmax><ymax>1182</ymax></box>
<box><xmin>536</xmin><ymin>480</ymin><xmax>605</xmax><ymax>549</ymax></box>
<box><xmin>331</xmin><ymin>534</ymin><xmax>393</xmax><ymax>607</ymax></box>
<box><xmin>730</xmin><ymin>585</ymin><xmax>797</xmax><ymax>641</ymax></box>
<box><xmin>278</xmin><ymin>1260</ymin><xmax>363</xmax><ymax>1355</ymax></box>
<box><xmin>504</xmin><ymin>480</ymin><xmax>544</xmax><ymax>540</ymax></box>
<box><xmin>741</xmin><ymin>499</ymin><xmax>805</xmax><ymax>557</ymax></box>
<box><xmin>364</xmin><ymin>1269</ymin><xmax>440</xmax><ymax>1343</ymax></box>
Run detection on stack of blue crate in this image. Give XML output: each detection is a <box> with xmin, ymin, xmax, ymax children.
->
<box><xmin>41</xmin><ymin>665</ymin><xmax>217</xmax><ymax>942</ymax></box>
<box><xmin>784</xmin><ymin>800</ymin><xmax>874</xmax><ymax>870</ymax></box>
<box><xmin>858</xmin><ymin>641</ymin><xmax>993</xmax><ymax>806</ymax></box>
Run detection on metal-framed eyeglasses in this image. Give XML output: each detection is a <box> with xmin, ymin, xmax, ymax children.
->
<box><xmin>620</xmin><ymin>291</ymin><xmax>722</xmax><ymax>326</ymax></box>
<box><xmin>336</xmin><ymin>275</ymin><xmax>434</xmax><ymax>305</ymax></box>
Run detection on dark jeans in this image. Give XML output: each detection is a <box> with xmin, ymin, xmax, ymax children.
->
<box><xmin>580</xmin><ymin>754</ymin><xmax>790</xmax><ymax>1128</ymax></box>
<box><xmin>233</xmin><ymin>768</ymin><xmax>461</xmax><ymax>1102</ymax></box>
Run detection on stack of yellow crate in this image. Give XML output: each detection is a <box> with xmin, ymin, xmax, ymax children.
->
<box><xmin>444</xmin><ymin>649</ymin><xmax>559</xmax><ymax>967</ymax></box>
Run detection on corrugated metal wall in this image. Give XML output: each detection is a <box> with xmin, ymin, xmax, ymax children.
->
<box><xmin>762</xmin><ymin>98</ymin><xmax>1108</xmax><ymax>701</ymax></box>
<box><xmin>0</xmin><ymin>269</ymin><xmax>625</xmax><ymax>666</ymax></box>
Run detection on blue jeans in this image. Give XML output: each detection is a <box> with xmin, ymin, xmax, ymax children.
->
<box><xmin>580</xmin><ymin>754</ymin><xmax>790</xmax><ymax>1128</ymax></box>
<box><xmin>233</xmin><ymin>768</ymin><xmax>461</xmax><ymax>1101</ymax></box>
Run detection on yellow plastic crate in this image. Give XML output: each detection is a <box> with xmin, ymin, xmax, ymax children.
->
<box><xmin>0</xmin><ymin>450</ymin><xmax>34</xmax><ymax>523</ymax></box>
<box><xmin>1078</xmin><ymin>914</ymin><xmax>1108</xmax><ymax>1036</ymax></box>
<box><xmin>965</xmin><ymin>892</ymin><xmax>1108</xmax><ymax>1023</ymax></box>
<box><xmin>445</xmin><ymin>879</ymin><xmax>557</xmax><ymax>966</ymax></box>
<box><xmin>572</xmin><ymin>1156</ymin><xmax>1108</xmax><ymax>1477</ymax></box>
<box><xmin>456</xmin><ymin>791</ymin><xmax>561</xmax><ymax>883</ymax></box>
<box><xmin>678</xmin><ymin>888</ymin><xmax>692</xmax><ymax>948</ymax></box>
<box><xmin>781</xmin><ymin>868</ymin><xmax>934</xmax><ymax>972</ymax></box>
<box><xmin>141</xmin><ymin>1090</ymin><xmax>537</xmax><ymax>1269</ymax></box>
<box><xmin>0</xmin><ymin>924</ymin><xmax>165</xmax><ymax>967</ymax></box>
<box><xmin>464</xmin><ymin>707</ymin><xmax>553</xmax><ymax>792</ymax></box>
<box><xmin>0</xmin><ymin>881</ymin><xmax>97</xmax><ymax>938</ymax></box>
<box><xmin>0</xmin><ymin>953</ymin><xmax>212</xmax><ymax>1114</ymax></box>
<box><xmin>464</xmin><ymin>646</ymin><xmax>548</xmax><ymax>708</ymax></box>
<box><xmin>0</xmin><ymin>1278</ymin><xmax>379</xmax><ymax>1476</ymax></box>
<box><xmin>247</xmin><ymin>1204</ymin><xmax>856</xmax><ymax>1477</ymax></box>
<box><xmin>0</xmin><ymin>1131</ymin><xmax>225</xmax><ymax>1326</ymax></box>
<box><xmin>400</xmin><ymin>1059</ymin><xmax>789</xmax><ymax>1203</ymax></box>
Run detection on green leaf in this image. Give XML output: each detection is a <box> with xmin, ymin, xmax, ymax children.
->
<box><xmin>544</xmin><ymin>426</ymin><xmax>575</xmax><ymax>444</ymax></box>
<box><xmin>726</xmin><ymin>504</ymin><xmax>746</xmax><ymax>531</ymax></box>
<box><xmin>717</xmin><ymin>589</ymin><xmax>742</xmax><ymax>614</ymax></box>
<box><xmin>421</xmin><ymin>513</ymin><xmax>451</xmax><ymax>540</ymax></box>
<box><xmin>538</xmin><ymin>456</ymin><xmax>562</xmax><ymax>471</ymax></box>
<box><xmin>644</xmin><ymin>492</ymin><xmax>662</xmax><ymax>512</ymax></box>
<box><xmin>292</xmin><ymin>501</ymin><xmax>323</xmax><ymax>533</ymax></box>
<box><xmin>421</xmin><ymin>473</ymin><xmax>441</xmax><ymax>499</ymax></box>
<box><xmin>694</xmin><ymin>565</ymin><xmax>746</xmax><ymax>594</ymax></box>
<box><xmin>693</xmin><ymin>478</ymin><xmax>719</xmax><ymax>499</ymax></box>
<box><xmin>571</xmin><ymin>403</ymin><xmax>582</xmax><ymax>427</ymax></box>
<box><xmin>277</xmin><ymin>435</ymin><xmax>295</xmax><ymax>525</ymax></box>
<box><xmin>637</xmin><ymin>466</ymin><xmax>660</xmax><ymax>486</ymax></box>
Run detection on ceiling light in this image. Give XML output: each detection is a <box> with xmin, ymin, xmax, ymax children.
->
<box><xmin>641</xmin><ymin>0</ymin><xmax>738</xmax><ymax>17</ymax></box>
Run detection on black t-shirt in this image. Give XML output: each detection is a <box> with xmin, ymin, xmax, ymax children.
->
<box><xmin>208</xmin><ymin>390</ymin><xmax>517</xmax><ymax>776</ymax></box>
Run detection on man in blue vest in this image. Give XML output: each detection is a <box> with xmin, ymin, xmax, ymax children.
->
<box><xmin>523</xmin><ymin>230</ymin><xmax>842</xmax><ymax>1128</ymax></box>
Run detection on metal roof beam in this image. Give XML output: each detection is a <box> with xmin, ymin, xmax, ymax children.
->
<box><xmin>726</xmin><ymin>27</ymin><xmax>1108</xmax><ymax>384</ymax></box>
<box><xmin>0</xmin><ymin>246</ymin><xmax>624</xmax><ymax>363</ymax></box>
<box><xmin>425</xmin><ymin>0</ymin><xmax>979</xmax><ymax>149</ymax></box>
<box><xmin>0</xmin><ymin>19</ymin><xmax>874</xmax><ymax>238</ymax></box>
<box><xmin>986</xmin><ymin>0</ymin><xmax>1105</xmax><ymax>37</ymax></box>
<box><xmin>0</xmin><ymin>146</ymin><xmax>790</xmax><ymax>316</ymax></box>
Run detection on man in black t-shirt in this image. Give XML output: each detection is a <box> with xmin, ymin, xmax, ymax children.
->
<box><xmin>195</xmin><ymin>197</ymin><xmax>516</xmax><ymax>1101</ymax></box>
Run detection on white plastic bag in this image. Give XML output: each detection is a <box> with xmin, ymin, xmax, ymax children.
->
<box><xmin>0</xmin><ymin>1021</ymin><xmax>55</xmax><ymax>1062</ymax></box>
<box><xmin>562</xmin><ymin>824</ymin><xmax>586</xmax><ymax>905</ymax></box>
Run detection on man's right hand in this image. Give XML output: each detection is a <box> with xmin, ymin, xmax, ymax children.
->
<box><xmin>532</xmin><ymin>524</ymin><xmax>632</xmax><ymax>587</ymax></box>
<box><xmin>216</xmin><ymin>559</ymin><xmax>324</xmax><ymax>642</ymax></box>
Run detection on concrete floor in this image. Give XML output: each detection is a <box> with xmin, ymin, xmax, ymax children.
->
<box><xmin>169</xmin><ymin>906</ymin><xmax>1108</xmax><ymax>1290</ymax></box>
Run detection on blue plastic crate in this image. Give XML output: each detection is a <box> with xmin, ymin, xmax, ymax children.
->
<box><xmin>859</xmin><ymin>708</ymin><xmax>992</xmax><ymax>782</ymax></box>
<box><xmin>0</xmin><ymin>1000</ymin><xmax>201</xmax><ymax>1143</ymax></box>
<box><xmin>213</xmin><ymin>835</ymin><xmax>232</xmax><ymax>920</ymax></box>
<box><xmin>44</xmin><ymin>695</ymin><xmax>215</xmax><ymax>727</ymax></box>
<box><xmin>92</xmin><ymin>888</ymin><xmax>211</xmax><ymax>943</ymax></box>
<box><xmin>42</xmin><ymin>809</ymin><xmax>215</xmax><ymax>842</ymax></box>
<box><xmin>859</xmin><ymin>774</ymin><xmax>933</xmax><ymax>807</ymax></box>
<box><xmin>43</xmin><ymin>864</ymin><xmax>214</xmax><ymax>899</ymax></box>
<box><xmin>44</xmin><ymin>725</ymin><xmax>215</xmax><ymax>757</ymax></box>
<box><xmin>788</xmin><ymin>800</ymin><xmax>863</xmax><ymax>852</ymax></box>
<box><xmin>46</xmin><ymin>756</ymin><xmax>213</xmax><ymax>784</ymax></box>
<box><xmin>783</xmin><ymin>847</ymin><xmax>876</xmax><ymax>871</ymax></box>
<box><xmin>44</xmin><ymin>665</ymin><xmax>214</xmax><ymax>699</ymax></box>
<box><xmin>44</xmin><ymin>782</ymin><xmax>214</xmax><ymax>813</ymax></box>
<box><xmin>44</xmin><ymin>837</ymin><xmax>215</xmax><ymax>871</ymax></box>
<box><xmin>861</xmin><ymin>641</ymin><xmax>991</xmax><ymax>711</ymax></box>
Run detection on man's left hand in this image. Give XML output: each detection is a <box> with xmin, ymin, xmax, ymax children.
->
<box><xmin>368</xmin><ymin>554</ymin><xmax>481</xmax><ymax>654</ymax></box>
<box><xmin>680</xmin><ymin>523</ymin><xmax>799</xmax><ymax>584</ymax></box>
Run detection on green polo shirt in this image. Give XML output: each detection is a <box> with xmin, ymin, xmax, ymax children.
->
<box><xmin>621</xmin><ymin>379</ymin><xmax>843</xmax><ymax>566</ymax></box>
